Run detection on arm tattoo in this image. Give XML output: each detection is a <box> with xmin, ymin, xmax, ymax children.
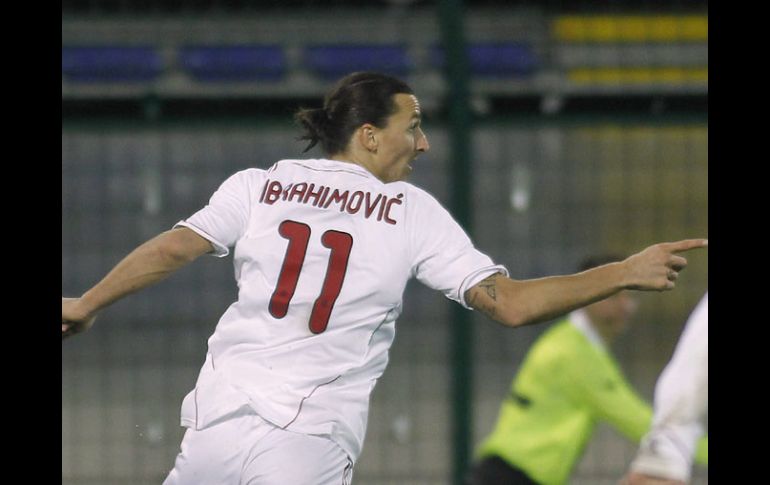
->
<box><xmin>477</xmin><ymin>274</ymin><xmax>498</xmax><ymax>301</ymax></box>
<box><xmin>468</xmin><ymin>274</ymin><xmax>500</xmax><ymax>320</ymax></box>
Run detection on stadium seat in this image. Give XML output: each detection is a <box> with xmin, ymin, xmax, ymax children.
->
<box><xmin>303</xmin><ymin>45</ymin><xmax>411</xmax><ymax>79</ymax></box>
<box><xmin>62</xmin><ymin>46</ymin><xmax>163</xmax><ymax>82</ymax></box>
<box><xmin>431</xmin><ymin>43</ymin><xmax>538</xmax><ymax>77</ymax></box>
<box><xmin>552</xmin><ymin>15</ymin><xmax>709</xmax><ymax>43</ymax></box>
<box><xmin>179</xmin><ymin>45</ymin><xmax>286</xmax><ymax>82</ymax></box>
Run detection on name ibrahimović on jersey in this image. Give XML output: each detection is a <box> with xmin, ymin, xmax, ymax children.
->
<box><xmin>259</xmin><ymin>179</ymin><xmax>403</xmax><ymax>225</ymax></box>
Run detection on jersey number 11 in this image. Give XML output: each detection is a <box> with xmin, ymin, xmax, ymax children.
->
<box><xmin>269</xmin><ymin>220</ymin><xmax>353</xmax><ymax>334</ymax></box>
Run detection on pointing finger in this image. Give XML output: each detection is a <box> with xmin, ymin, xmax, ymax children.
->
<box><xmin>662</xmin><ymin>239</ymin><xmax>708</xmax><ymax>253</ymax></box>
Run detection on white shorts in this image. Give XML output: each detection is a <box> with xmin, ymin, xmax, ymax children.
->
<box><xmin>163</xmin><ymin>409</ymin><xmax>354</xmax><ymax>485</ymax></box>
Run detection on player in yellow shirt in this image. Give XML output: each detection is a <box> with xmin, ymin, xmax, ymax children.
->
<box><xmin>467</xmin><ymin>256</ymin><xmax>708</xmax><ymax>485</ymax></box>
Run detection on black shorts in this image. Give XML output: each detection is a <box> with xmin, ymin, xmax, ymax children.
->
<box><xmin>465</xmin><ymin>456</ymin><xmax>540</xmax><ymax>485</ymax></box>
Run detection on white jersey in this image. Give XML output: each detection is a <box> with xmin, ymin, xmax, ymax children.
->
<box><xmin>174</xmin><ymin>158</ymin><xmax>507</xmax><ymax>460</ymax></box>
<box><xmin>630</xmin><ymin>292</ymin><xmax>708</xmax><ymax>482</ymax></box>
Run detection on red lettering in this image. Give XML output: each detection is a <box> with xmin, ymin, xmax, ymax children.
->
<box><xmin>288</xmin><ymin>183</ymin><xmax>308</xmax><ymax>202</ymax></box>
<box><xmin>265</xmin><ymin>181</ymin><xmax>282</xmax><ymax>204</ymax></box>
<box><xmin>324</xmin><ymin>189</ymin><xmax>349</xmax><ymax>211</ymax></box>
<box><xmin>260</xmin><ymin>180</ymin><xmax>402</xmax><ymax>227</ymax></box>
<box><xmin>318</xmin><ymin>187</ymin><xmax>330</xmax><ymax>207</ymax></box>
<box><xmin>303</xmin><ymin>184</ymin><xmax>325</xmax><ymax>206</ymax></box>
<box><xmin>364</xmin><ymin>193</ymin><xmax>383</xmax><ymax>218</ymax></box>
<box><xmin>346</xmin><ymin>191</ymin><xmax>364</xmax><ymax>214</ymax></box>
<box><xmin>384</xmin><ymin>194</ymin><xmax>404</xmax><ymax>225</ymax></box>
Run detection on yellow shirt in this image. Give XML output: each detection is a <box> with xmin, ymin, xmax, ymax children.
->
<box><xmin>476</xmin><ymin>317</ymin><xmax>707</xmax><ymax>485</ymax></box>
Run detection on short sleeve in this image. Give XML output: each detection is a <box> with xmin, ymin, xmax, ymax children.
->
<box><xmin>406</xmin><ymin>187</ymin><xmax>507</xmax><ymax>308</ymax></box>
<box><xmin>173</xmin><ymin>169</ymin><xmax>263</xmax><ymax>257</ymax></box>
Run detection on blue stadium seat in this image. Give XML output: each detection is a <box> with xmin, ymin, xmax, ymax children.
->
<box><xmin>62</xmin><ymin>46</ymin><xmax>163</xmax><ymax>82</ymax></box>
<box><xmin>179</xmin><ymin>45</ymin><xmax>286</xmax><ymax>82</ymax></box>
<box><xmin>303</xmin><ymin>45</ymin><xmax>411</xmax><ymax>80</ymax></box>
<box><xmin>431</xmin><ymin>43</ymin><xmax>538</xmax><ymax>77</ymax></box>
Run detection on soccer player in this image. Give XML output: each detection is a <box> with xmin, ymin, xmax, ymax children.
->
<box><xmin>621</xmin><ymin>293</ymin><xmax>708</xmax><ymax>485</ymax></box>
<box><xmin>62</xmin><ymin>72</ymin><xmax>707</xmax><ymax>484</ymax></box>
<box><xmin>466</xmin><ymin>256</ymin><xmax>707</xmax><ymax>485</ymax></box>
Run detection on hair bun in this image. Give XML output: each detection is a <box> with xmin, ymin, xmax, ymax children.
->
<box><xmin>294</xmin><ymin>107</ymin><xmax>330</xmax><ymax>153</ymax></box>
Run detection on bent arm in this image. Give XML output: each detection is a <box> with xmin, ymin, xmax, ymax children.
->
<box><xmin>62</xmin><ymin>227</ymin><xmax>214</xmax><ymax>337</ymax></box>
<box><xmin>465</xmin><ymin>239</ymin><xmax>707</xmax><ymax>328</ymax></box>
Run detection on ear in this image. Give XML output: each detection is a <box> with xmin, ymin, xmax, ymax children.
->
<box><xmin>356</xmin><ymin>123</ymin><xmax>378</xmax><ymax>153</ymax></box>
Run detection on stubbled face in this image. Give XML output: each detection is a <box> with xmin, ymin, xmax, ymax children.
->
<box><xmin>372</xmin><ymin>94</ymin><xmax>430</xmax><ymax>182</ymax></box>
<box><xmin>585</xmin><ymin>291</ymin><xmax>639</xmax><ymax>342</ymax></box>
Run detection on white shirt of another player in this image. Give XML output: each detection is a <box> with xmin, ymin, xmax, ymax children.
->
<box><xmin>174</xmin><ymin>158</ymin><xmax>507</xmax><ymax>461</ymax></box>
<box><xmin>630</xmin><ymin>293</ymin><xmax>708</xmax><ymax>482</ymax></box>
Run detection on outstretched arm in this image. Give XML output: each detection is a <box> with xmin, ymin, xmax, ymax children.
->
<box><xmin>465</xmin><ymin>239</ymin><xmax>707</xmax><ymax>328</ymax></box>
<box><xmin>62</xmin><ymin>226</ymin><xmax>214</xmax><ymax>339</ymax></box>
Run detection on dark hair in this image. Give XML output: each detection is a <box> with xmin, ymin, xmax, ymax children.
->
<box><xmin>578</xmin><ymin>254</ymin><xmax>625</xmax><ymax>272</ymax></box>
<box><xmin>294</xmin><ymin>71</ymin><xmax>414</xmax><ymax>155</ymax></box>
